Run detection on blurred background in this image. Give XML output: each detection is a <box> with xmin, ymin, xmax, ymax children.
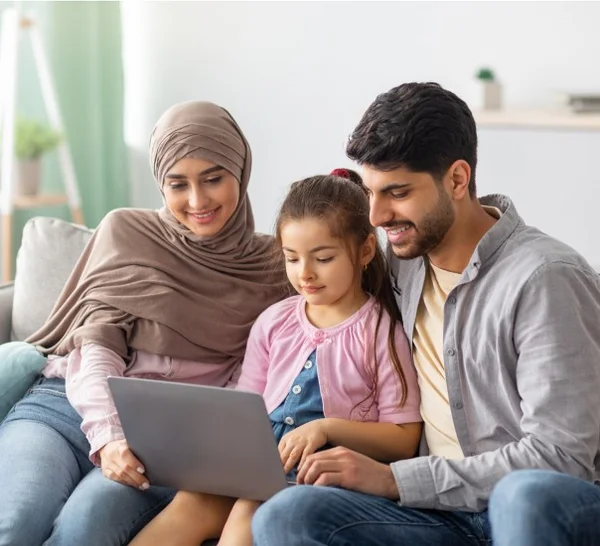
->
<box><xmin>1</xmin><ymin>0</ymin><xmax>600</xmax><ymax>274</ymax></box>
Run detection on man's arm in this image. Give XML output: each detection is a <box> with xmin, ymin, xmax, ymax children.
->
<box><xmin>391</xmin><ymin>261</ymin><xmax>600</xmax><ymax>511</ymax></box>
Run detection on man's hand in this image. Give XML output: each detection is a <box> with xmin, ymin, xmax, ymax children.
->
<box><xmin>279</xmin><ymin>420</ymin><xmax>329</xmax><ymax>474</ymax></box>
<box><xmin>296</xmin><ymin>446</ymin><xmax>400</xmax><ymax>500</ymax></box>
<box><xmin>99</xmin><ymin>439</ymin><xmax>149</xmax><ymax>490</ymax></box>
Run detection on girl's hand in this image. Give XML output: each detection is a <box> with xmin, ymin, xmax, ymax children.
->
<box><xmin>99</xmin><ymin>439</ymin><xmax>149</xmax><ymax>490</ymax></box>
<box><xmin>278</xmin><ymin>419</ymin><xmax>329</xmax><ymax>474</ymax></box>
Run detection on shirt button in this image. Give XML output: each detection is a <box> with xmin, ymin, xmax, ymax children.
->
<box><xmin>284</xmin><ymin>416</ymin><xmax>295</xmax><ymax>426</ymax></box>
<box><xmin>454</xmin><ymin>401</ymin><xmax>463</xmax><ymax>410</ymax></box>
<box><xmin>304</xmin><ymin>361</ymin><xmax>313</xmax><ymax>370</ymax></box>
<box><xmin>292</xmin><ymin>385</ymin><xmax>302</xmax><ymax>395</ymax></box>
<box><xmin>446</xmin><ymin>348</ymin><xmax>456</xmax><ymax>356</ymax></box>
<box><xmin>447</xmin><ymin>296</ymin><xmax>456</xmax><ymax>304</ymax></box>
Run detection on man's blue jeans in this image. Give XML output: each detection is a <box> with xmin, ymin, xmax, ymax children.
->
<box><xmin>252</xmin><ymin>471</ymin><xmax>600</xmax><ymax>546</ymax></box>
<box><xmin>252</xmin><ymin>485</ymin><xmax>492</xmax><ymax>545</ymax></box>
<box><xmin>489</xmin><ymin>470</ymin><xmax>600</xmax><ymax>546</ymax></box>
<box><xmin>0</xmin><ymin>377</ymin><xmax>176</xmax><ymax>546</ymax></box>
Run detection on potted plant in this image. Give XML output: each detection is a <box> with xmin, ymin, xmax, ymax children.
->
<box><xmin>14</xmin><ymin>117</ymin><xmax>62</xmax><ymax>196</ymax></box>
<box><xmin>475</xmin><ymin>67</ymin><xmax>502</xmax><ymax>111</ymax></box>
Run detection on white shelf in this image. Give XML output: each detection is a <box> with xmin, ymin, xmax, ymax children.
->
<box><xmin>475</xmin><ymin>109</ymin><xmax>600</xmax><ymax>131</ymax></box>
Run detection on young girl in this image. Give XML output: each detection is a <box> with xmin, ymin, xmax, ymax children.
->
<box><xmin>131</xmin><ymin>169</ymin><xmax>422</xmax><ymax>546</ymax></box>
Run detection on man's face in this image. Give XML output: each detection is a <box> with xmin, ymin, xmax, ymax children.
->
<box><xmin>362</xmin><ymin>165</ymin><xmax>455</xmax><ymax>260</ymax></box>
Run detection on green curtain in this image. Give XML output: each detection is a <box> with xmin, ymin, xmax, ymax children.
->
<box><xmin>0</xmin><ymin>1</ymin><xmax>128</xmax><ymax>273</ymax></box>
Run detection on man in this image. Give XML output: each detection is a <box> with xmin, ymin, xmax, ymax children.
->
<box><xmin>251</xmin><ymin>82</ymin><xmax>600</xmax><ymax>545</ymax></box>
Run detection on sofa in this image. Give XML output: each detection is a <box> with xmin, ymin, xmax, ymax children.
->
<box><xmin>0</xmin><ymin>216</ymin><xmax>93</xmax><ymax>345</ymax></box>
<box><xmin>0</xmin><ymin>216</ymin><xmax>219</xmax><ymax>545</ymax></box>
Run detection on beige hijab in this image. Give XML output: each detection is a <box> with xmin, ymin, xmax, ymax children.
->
<box><xmin>28</xmin><ymin>101</ymin><xmax>287</xmax><ymax>371</ymax></box>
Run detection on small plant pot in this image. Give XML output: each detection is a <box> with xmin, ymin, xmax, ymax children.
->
<box><xmin>17</xmin><ymin>158</ymin><xmax>42</xmax><ymax>196</ymax></box>
<box><xmin>481</xmin><ymin>81</ymin><xmax>502</xmax><ymax>111</ymax></box>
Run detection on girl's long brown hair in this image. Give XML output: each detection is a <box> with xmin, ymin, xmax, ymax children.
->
<box><xmin>275</xmin><ymin>172</ymin><xmax>408</xmax><ymax>410</ymax></box>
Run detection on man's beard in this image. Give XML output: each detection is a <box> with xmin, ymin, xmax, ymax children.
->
<box><xmin>390</xmin><ymin>190</ymin><xmax>455</xmax><ymax>260</ymax></box>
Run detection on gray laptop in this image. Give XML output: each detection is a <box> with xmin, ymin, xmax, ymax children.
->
<box><xmin>107</xmin><ymin>376</ymin><xmax>289</xmax><ymax>501</ymax></box>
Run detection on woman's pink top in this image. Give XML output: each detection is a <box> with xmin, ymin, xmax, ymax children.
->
<box><xmin>44</xmin><ymin>346</ymin><xmax>235</xmax><ymax>464</ymax></box>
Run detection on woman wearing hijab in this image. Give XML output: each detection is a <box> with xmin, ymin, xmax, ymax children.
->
<box><xmin>0</xmin><ymin>101</ymin><xmax>286</xmax><ymax>546</ymax></box>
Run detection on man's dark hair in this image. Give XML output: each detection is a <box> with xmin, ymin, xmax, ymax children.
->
<box><xmin>346</xmin><ymin>82</ymin><xmax>478</xmax><ymax>197</ymax></box>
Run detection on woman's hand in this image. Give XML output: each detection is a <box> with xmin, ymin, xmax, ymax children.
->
<box><xmin>99</xmin><ymin>439</ymin><xmax>149</xmax><ymax>490</ymax></box>
<box><xmin>278</xmin><ymin>419</ymin><xmax>329</xmax><ymax>474</ymax></box>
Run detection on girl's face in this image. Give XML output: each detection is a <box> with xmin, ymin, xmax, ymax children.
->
<box><xmin>280</xmin><ymin>218</ymin><xmax>373</xmax><ymax>309</ymax></box>
<box><xmin>163</xmin><ymin>157</ymin><xmax>240</xmax><ymax>237</ymax></box>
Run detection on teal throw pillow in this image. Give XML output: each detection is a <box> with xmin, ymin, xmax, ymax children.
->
<box><xmin>0</xmin><ymin>341</ymin><xmax>47</xmax><ymax>421</ymax></box>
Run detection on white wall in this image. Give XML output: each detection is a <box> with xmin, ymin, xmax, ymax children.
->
<box><xmin>121</xmin><ymin>1</ymin><xmax>600</xmax><ymax>265</ymax></box>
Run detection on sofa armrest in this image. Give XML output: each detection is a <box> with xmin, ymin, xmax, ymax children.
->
<box><xmin>0</xmin><ymin>283</ymin><xmax>14</xmax><ymax>344</ymax></box>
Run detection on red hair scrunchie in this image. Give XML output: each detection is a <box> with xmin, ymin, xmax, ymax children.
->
<box><xmin>330</xmin><ymin>168</ymin><xmax>351</xmax><ymax>180</ymax></box>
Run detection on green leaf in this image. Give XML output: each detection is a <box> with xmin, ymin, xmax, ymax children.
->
<box><xmin>12</xmin><ymin>117</ymin><xmax>63</xmax><ymax>160</ymax></box>
<box><xmin>475</xmin><ymin>67</ymin><xmax>495</xmax><ymax>81</ymax></box>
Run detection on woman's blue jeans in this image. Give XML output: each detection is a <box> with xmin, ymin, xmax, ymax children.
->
<box><xmin>0</xmin><ymin>376</ymin><xmax>176</xmax><ymax>546</ymax></box>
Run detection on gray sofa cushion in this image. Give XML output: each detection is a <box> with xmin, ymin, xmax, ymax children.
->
<box><xmin>12</xmin><ymin>217</ymin><xmax>92</xmax><ymax>341</ymax></box>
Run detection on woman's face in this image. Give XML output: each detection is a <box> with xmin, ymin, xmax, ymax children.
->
<box><xmin>163</xmin><ymin>157</ymin><xmax>240</xmax><ymax>237</ymax></box>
